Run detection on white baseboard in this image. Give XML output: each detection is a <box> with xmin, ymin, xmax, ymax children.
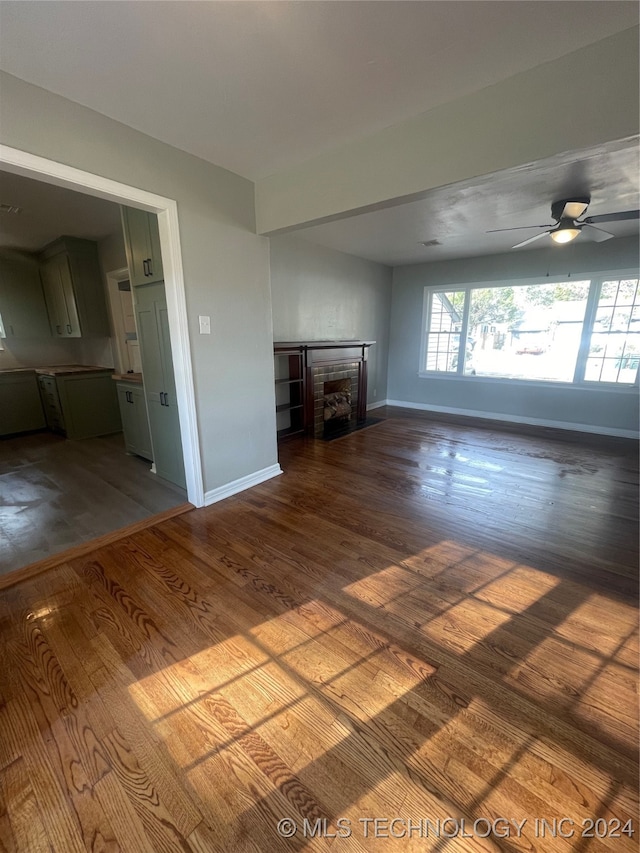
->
<box><xmin>385</xmin><ymin>399</ymin><xmax>639</xmax><ymax>439</ymax></box>
<box><xmin>367</xmin><ymin>400</ymin><xmax>388</xmax><ymax>411</ymax></box>
<box><xmin>204</xmin><ymin>463</ymin><xmax>283</xmax><ymax>506</ymax></box>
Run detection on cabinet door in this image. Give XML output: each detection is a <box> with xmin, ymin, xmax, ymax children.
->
<box><xmin>134</xmin><ymin>283</ymin><xmax>185</xmax><ymax>488</ymax></box>
<box><xmin>122</xmin><ymin>207</ymin><xmax>164</xmax><ymax>286</ymax></box>
<box><xmin>58</xmin><ymin>255</ymin><xmax>81</xmax><ymax>337</ymax></box>
<box><xmin>117</xmin><ymin>383</ymin><xmax>140</xmax><ymax>454</ymax></box>
<box><xmin>58</xmin><ymin>373</ymin><xmax>121</xmax><ymax>440</ymax></box>
<box><xmin>41</xmin><ymin>256</ymin><xmax>69</xmax><ymax>337</ymax></box>
<box><xmin>132</xmin><ymin>386</ymin><xmax>153</xmax><ymax>461</ymax></box>
<box><xmin>0</xmin><ymin>374</ymin><xmax>46</xmax><ymax>436</ymax></box>
<box><xmin>147</xmin><ymin>212</ymin><xmax>164</xmax><ymax>284</ymax></box>
<box><xmin>118</xmin><ymin>383</ymin><xmax>153</xmax><ymax>461</ymax></box>
<box><xmin>0</xmin><ymin>253</ymin><xmax>51</xmax><ymax>338</ymax></box>
<box><xmin>146</xmin><ymin>398</ymin><xmax>185</xmax><ymax>487</ymax></box>
<box><xmin>121</xmin><ymin>206</ymin><xmax>151</xmax><ymax>287</ymax></box>
<box><xmin>135</xmin><ymin>289</ymin><xmax>165</xmax><ymax>397</ymax></box>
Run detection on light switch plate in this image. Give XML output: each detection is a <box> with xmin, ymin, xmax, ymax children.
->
<box><xmin>199</xmin><ymin>315</ymin><xmax>211</xmax><ymax>334</ymax></box>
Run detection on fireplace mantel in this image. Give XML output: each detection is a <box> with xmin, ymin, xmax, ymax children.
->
<box><xmin>273</xmin><ymin>341</ymin><xmax>375</xmax><ymax>438</ymax></box>
<box><xmin>274</xmin><ymin>340</ymin><xmax>374</xmax><ymax>352</ymax></box>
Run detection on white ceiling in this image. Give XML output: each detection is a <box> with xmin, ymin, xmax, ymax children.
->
<box><xmin>0</xmin><ymin>170</ymin><xmax>121</xmax><ymax>251</ymax></box>
<box><xmin>295</xmin><ymin>140</ymin><xmax>640</xmax><ymax>265</ymax></box>
<box><xmin>0</xmin><ymin>1</ymin><xmax>637</xmax><ymax>181</ymax></box>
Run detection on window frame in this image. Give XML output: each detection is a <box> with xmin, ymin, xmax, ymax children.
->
<box><xmin>419</xmin><ymin>270</ymin><xmax>640</xmax><ymax>389</ymax></box>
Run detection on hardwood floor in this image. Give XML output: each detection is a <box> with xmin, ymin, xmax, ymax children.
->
<box><xmin>0</xmin><ymin>408</ymin><xmax>637</xmax><ymax>852</ymax></box>
<box><xmin>0</xmin><ymin>431</ymin><xmax>186</xmax><ymax>576</ymax></box>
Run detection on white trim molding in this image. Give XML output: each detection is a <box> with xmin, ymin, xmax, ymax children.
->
<box><xmin>367</xmin><ymin>400</ymin><xmax>388</xmax><ymax>411</ymax></box>
<box><xmin>0</xmin><ymin>144</ymin><xmax>205</xmax><ymax>507</ymax></box>
<box><xmin>385</xmin><ymin>399</ymin><xmax>639</xmax><ymax>439</ymax></box>
<box><xmin>204</xmin><ymin>464</ymin><xmax>283</xmax><ymax>506</ymax></box>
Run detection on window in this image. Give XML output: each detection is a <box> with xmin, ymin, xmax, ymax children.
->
<box><xmin>585</xmin><ymin>279</ymin><xmax>640</xmax><ymax>384</ymax></box>
<box><xmin>421</xmin><ymin>274</ymin><xmax>639</xmax><ymax>386</ymax></box>
<box><xmin>425</xmin><ymin>290</ymin><xmax>465</xmax><ymax>372</ymax></box>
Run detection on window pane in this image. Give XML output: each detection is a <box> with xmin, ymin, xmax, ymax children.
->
<box><xmin>585</xmin><ymin>279</ymin><xmax>639</xmax><ymax>383</ymax></box>
<box><xmin>464</xmin><ymin>281</ymin><xmax>590</xmax><ymax>382</ymax></box>
<box><xmin>425</xmin><ymin>290</ymin><xmax>466</xmax><ymax>372</ymax></box>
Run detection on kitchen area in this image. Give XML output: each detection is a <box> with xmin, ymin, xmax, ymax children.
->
<box><xmin>0</xmin><ymin>172</ymin><xmax>186</xmax><ymax>577</ymax></box>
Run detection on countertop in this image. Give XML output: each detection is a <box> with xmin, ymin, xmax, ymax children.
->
<box><xmin>0</xmin><ymin>365</ymin><xmax>114</xmax><ymax>376</ymax></box>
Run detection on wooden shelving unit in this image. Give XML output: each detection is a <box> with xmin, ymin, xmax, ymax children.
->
<box><xmin>274</xmin><ymin>345</ymin><xmax>305</xmax><ymax>440</ymax></box>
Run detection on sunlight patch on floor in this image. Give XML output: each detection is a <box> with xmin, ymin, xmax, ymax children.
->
<box><xmin>128</xmin><ymin>632</ymin><xmax>271</xmax><ymax>719</ymax></box>
<box><xmin>420</xmin><ymin>597</ymin><xmax>514</xmax><ymax>653</ymax></box>
<box><xmin>475</xmin><ymin>564</ymin><xmax>559</xmax><ymax>613</ymax></box>
<box><xmin>342</xmin><ymin>563</ymin><xmax>423</xmax><ymax>608</ymax></box>
<box><xmin>401</xmin><ymin>541</ymin><xmax>515</xmax><ymax>590</ymax></box>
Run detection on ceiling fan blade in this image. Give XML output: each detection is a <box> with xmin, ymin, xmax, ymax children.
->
<box><xmin>560</xmin><ymin>200</ymin><xmax>589</xmax><ymax>220</ymax></box>
<box><xmin>581</xmin><ymin>224</ymin><xmax>614</xmax><ymax>243</ymax></box>
<box><xmin>512</xmin><ymin>231</ymin><xmax>549</xmax><ymax>249</ymax></box>
<box><xmin>583</xmin><ymin>210</ymin><xmax>639</xmax><ymax>225</ymax></box>
<box><xmin>486</xmin><ymin>224</ymin><xmax>552</xmax><ymax>233</ymax></box>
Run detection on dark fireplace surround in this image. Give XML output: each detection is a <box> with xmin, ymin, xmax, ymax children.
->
<box><xmin>274</xmin><ymin>341</ymin><xmax>374</xmax><ymax>438</ymax></box>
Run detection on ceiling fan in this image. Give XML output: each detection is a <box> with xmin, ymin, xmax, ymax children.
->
<box><xmin>487</xmin><ymin>197</ymin><xmax>640</xmax><ymax>249</ymax></box>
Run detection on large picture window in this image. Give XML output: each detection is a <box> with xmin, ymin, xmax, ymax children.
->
<box><xmin>421</xmin><ymin>275</ymin><xmax>639</xmax><ymax>386</ymax></box>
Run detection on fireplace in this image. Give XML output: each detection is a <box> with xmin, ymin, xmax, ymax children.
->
<box><xmin>303</xmin><ymin>341</ymin><xmax>372</xmax><ymax>438</ymax></box>
<box><xmin>273</xmin><ymin>340</ymin><xmax>375</xmax><ymax>440</ymax></box>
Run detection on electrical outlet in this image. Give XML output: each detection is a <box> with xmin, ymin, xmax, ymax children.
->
<box><xmin>199</xmin><ymin>315</ymin><xmax>211</xmax><ymax>334</ymax></box>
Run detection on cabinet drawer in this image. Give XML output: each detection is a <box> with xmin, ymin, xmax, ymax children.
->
<box><xmin>38</xmin><ymin>374</ymin><xmax>57</xmax><ymax>393</ymax></box>
<box><xmin>38</xmin><ymin>375</ymin><xmax>65</xmax><ymax>431</ymax></box>
<box><xmin>43</xmin><ymin>389</ymin><xmax>62</xmax><ymax>407</ymax></box>
<box><xmin>41</xmin><ymin>401</ymin><xmax>65</xmax><ymax>432</ymax></box>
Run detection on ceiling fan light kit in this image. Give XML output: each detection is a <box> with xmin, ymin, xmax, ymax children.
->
<box><xmin>486</xmin><ymin>197</ymin><xmax>639</xmax><ymax>250</ymax></box>
<box><xmin>550</xmin><ymin>221</ymin><xmax>581</xmax><ymax>244</ymax></box>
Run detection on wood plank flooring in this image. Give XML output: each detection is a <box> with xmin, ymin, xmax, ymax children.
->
<box><xmin>0</xmin><ymin>408</ymin><xmax>637</xmax><ymax>852</ymax></box>
<box><xmin>0</xmin><ymin>431</ymin><xmax>186</xmax><ymax>576</ymax></box>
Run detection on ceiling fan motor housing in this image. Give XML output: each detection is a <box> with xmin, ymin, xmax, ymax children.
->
<box><xmin>551</xmin><ymin>197</ymin><xmax>590</xmax><ymax>222</ymax></box>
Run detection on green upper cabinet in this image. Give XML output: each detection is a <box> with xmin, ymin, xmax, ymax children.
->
<box><xmin>39</xmin><ymin>237</ymin><xmax>110</xmax><ymax>338</ymax></box>
<box><xmin>0</xmin><ymin>251</ymin><xmax>51</xmax><ymax>339</ymax></box>
<box><xmin>121</xmin><ymin>207</ymin><xmax>164</xmax><ymax>287</ymax></box>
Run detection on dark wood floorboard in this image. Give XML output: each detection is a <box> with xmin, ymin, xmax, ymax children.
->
<box><xmin>0</xmin><ymin>409</ymin><xmax>637</xmax><ymax>852</ymax></box>
<box><xmin>0</xmin><ymin>431</ymin><xmax>186</xmax><ymax>576</ymax></box>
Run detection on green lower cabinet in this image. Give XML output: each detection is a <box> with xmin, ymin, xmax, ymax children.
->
<box><xmin>116</xmin><ymin>382</ymin><xmax>153</xmax><ymax>461</ymax></box>
<box><xmin>56</xmin><ymin>373</ymin><xmax>121</xmax><ymax>440</ymax></box>
<box><xmin>36</xmin><ymin>371</ymin><xmax>121</xmax><ymax>440</ymax></box>
<box><xmin>145</xmin><ymin>394</ymin><xmax>185</xmax><ymax>487</ymax></box>
<box><xmin>0</xmin><ymin>372</ymin><xmax>46</xmax><ymax>436</ymax></box>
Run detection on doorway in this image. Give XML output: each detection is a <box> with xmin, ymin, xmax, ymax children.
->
<box><xmin>0</xmin><ymin>143</ymin><xmax>204</xmax><ymax>506</ymax></box>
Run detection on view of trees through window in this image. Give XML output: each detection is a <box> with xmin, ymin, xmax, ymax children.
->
<box><xmin>423</xmin><ymin>277</ymin><xmax>639</xmax><ymax>385</ymax></box>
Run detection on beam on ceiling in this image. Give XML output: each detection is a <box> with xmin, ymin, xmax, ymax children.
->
<box><xmin>255</xmin><ymin>27</ymin><xmax>639</xmax><ymax>235</ymax></box>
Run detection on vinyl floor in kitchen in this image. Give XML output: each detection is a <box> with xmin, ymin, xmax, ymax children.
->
<box><xmin>0</xmin><ymin>430</ymin><xmax>186</xmax><ymax>576</ymax></box>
